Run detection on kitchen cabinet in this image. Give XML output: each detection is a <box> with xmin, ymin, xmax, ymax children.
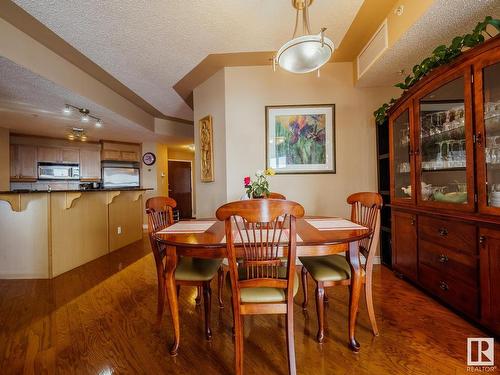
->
<box><xmin>101</xmin><ymin>141</ymin><xmax>140</xmax><ymax>162</ymax></box>
<box><xmin>479</xmin><ymin>227</ymin><xmax>500</xmax><ymax>335</ymax></box>
<box><xmin>38</xmin><ymin>146</ymin><xmax>80</xmax><ymax>164</ymax></box>
<box><xmin>388</xmin><ymin>36</ymin><xmax>500</xmax><ymax>334</ymax></box>
<box><xmin>392</xmin><ymin>210</ymin><xmax>418</xmax><ymax>281</ymax></box>
<box><xmin>10</xmin><ymin>144</ymin><xmax>37</xmax><ymax>181</ymax></box>
<box><xmin>80</xmin><ymin>149</ymin><xmax>101</xmax><ymax>181</ymax></box>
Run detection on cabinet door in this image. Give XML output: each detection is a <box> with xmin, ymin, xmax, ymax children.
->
<box><xmin>18</xmin><ymin>145</ymin><xmax>37</xmax><ymax>179</ymax></box>
<box><xmin>10</xmin><ymin>145</ymin><xmax>18</xmax><ymax>178</ymax></box>
<box><xmin>414</xmin><ymin>68</ymin><xmax>475</xmax><ymax>211</ymax></box>
<box><xmin>121</xmin><ymin>151</ymin><xmax>138</xmax><ymax>162</ymax></box>
<box><xmin>62</xmin><ymin>148</ymin><xmax>80</xmax><ymax>164</ymax></box>
<box><xmin>80</xmin><ymin>149</ymin><xmax>101</xmax><ymax>180</ymax></box>
<box><xmin>392</xmin><ymin>210</ymin><xmax>418</xmax><ymax>280</ymax></box>
<box><xmin>389</xmin><ymin>102</ymin><xmax>415</xmax><ymax>205</ymax></box>
<box><xmin>102</xmin><ymin>149</ymin><xmax>122</xmax><ymax>161</ymax></box>
<box><xmin>474</xmin><ymin>49</ymin><xmax>500</xmax><ymax>215</ymax></box>
<box><xmin>479</xmin><ymin>227</ymin><xmax>500</xmax><ymax>335</ymax></box>
<box><xmin>38</xmin><ymin>146</ymin><xmax>61</xmax><ymax>163</ymax></box>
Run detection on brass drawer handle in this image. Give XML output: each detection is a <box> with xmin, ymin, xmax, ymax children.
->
<box><xmin>439</xmin><ymin>281</ymin><xmax>449</xmax><ymax>291</ymax></box>
<box><xmin>410</xmin><ymin>218</ymin><xmax>416</xmax><ymax>226</ymax></box>
<box><xmin>479</xmin><ymin>235</ymin><xmax>486</xmax><ymax>245</ymax></box>
<box><xmin>438</xmin><ymin>254</ymin><xmax>449</xmax><ymax>263</ymax></box>
<box><xmin>438</xmin><ymin>227</ymin><xmax>448</xmax><ymax>236</ymax></box>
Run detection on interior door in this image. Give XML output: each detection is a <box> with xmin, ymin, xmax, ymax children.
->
<box><xmin>168</xmin><ymin>160</ymin><xmax>193</xmax><ymax>219</ymax></box>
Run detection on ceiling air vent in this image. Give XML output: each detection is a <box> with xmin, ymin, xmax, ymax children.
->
<box><xmin>357</xmin><ymin>19</ymin><xmax>388</xmax><ymax>79</ymax></box>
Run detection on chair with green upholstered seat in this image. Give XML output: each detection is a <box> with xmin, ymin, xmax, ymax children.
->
<box><xmin>216</xmin><ymin>199</ymin><xmax>304</xmax><ymax>375</ymax></box>
<box><xmin>300</xmin><ymin>192</ymin><xmax>382</xmax><ymax>342</ymax></box>
<box><xmin>147</xmin><ymin>208</ymin><xmax>222</xmax><ymax>341</ymax></box>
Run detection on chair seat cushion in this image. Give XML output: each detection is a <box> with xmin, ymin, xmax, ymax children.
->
<box><xmin>175</xmin><ymin>257</ymin><xmax>222</xmax><ymax>281</ymax></box>
<box><xmin>299</xmin><ymin>254</ymin><xmax>365</xmax><ymax>282</ymax></box>
<box><xmin>238</xmin><ymin>267</ymin><xmax>299</xmax><ymax>303</ymax></box>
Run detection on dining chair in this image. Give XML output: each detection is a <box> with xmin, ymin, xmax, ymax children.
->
<box><xmin>218</xmin><ymin>192</ymin><xmax>288</xmax><ymax>308</ymax></box>
<box><xmin>268</xmin><ymin>192</ymin><xmax>286</xmax><ymax>199</ymax></box>
<box><xmin>146</xmin><ymin>209</ymin><xmax>222</xmax><ymax>340</ymax></box>
<box><xmin>216</xmin><ymin>199</ymin><xmax>305</xmax><ymax>375</ymax></box>
<box><xmin>145</xmin><ymin>196</ymin><xmax>224</xmax><ymax>308</ymax></box>
<box><xmin>299</xmin><ymin>192</ymin><xmax>382</xmax><ymax>342</ymax></box>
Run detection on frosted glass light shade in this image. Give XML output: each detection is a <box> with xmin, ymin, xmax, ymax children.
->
<box><xmin>277</xmin><ymin>33</ymin><xmax>334</xmax><ymax>73</ymax></box>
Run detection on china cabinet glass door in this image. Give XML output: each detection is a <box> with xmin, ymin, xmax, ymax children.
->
<box><xmin>390</xmin><ymin>104</ymin><xmax>414</xmax><ymax>205</ymax></box>
<box><xmin>416</xmin><ymin>70</ymin><xmax>475</xmax><ymax>211</ymax></box>
<box><xmin>476</xmin><ymin>57</ymin><xmax>500</xmax><ymax>214</ymax></box>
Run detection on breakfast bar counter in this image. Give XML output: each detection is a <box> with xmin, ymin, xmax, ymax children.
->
<box><xmin>0</xmin><ymin>188</ymin><xmax>150</xmax><ymax>279</ymax></box>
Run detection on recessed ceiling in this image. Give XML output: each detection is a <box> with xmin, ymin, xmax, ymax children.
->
<box><xmin>0</xmin><ymin>57</ymin><xmax>191</xmax><ymax>144</ymax></box>
<box><xmin>12</xmin><ymin>0</ymin><xmax>364</xmax><ymax>121</ymax></box>
<box><xmin>357</xmin><ymin>0</ymin><xmax>500</xmax><ymax>88</ymax></box>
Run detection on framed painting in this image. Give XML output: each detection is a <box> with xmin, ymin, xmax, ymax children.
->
<box><xmin>199</xmin><ymin>115</ymin><xmax>214</xmax><ymax>182</ymax></box>
<box><xmin>265</xmin><ymin>104</ymin><xmax>335</xmax><ymax>174</ymax></box>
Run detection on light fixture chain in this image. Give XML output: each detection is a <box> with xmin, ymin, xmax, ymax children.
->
<box><xmin>292</xmin><ymin>8</ymin><xmax>300</xmax><ymax>38</ymax></box>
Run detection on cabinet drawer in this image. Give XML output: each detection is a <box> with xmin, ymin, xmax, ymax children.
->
<box><xmin>419</xmin><ymin>239</ymin><xmax>477</xmax><ymax>287</ymax></box>
<box><xmin>418</xmin><ymin>263</ymin><xmax>478</xmax><ymax>318</ymax></box>
<box><xmin>418</xmin><ymin>216</ymin><xmax>476</xmax><ymax>254</ymax></box>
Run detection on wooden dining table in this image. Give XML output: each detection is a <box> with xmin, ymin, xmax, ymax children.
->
<box><xmin>154</xmin><ymin>217</ymin><xmax>371</xmax><ymax>355</ymax></box>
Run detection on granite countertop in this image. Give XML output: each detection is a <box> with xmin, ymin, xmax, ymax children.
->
<box><xmin>0</xmin><ymin>187</ymin><xmax>152</xmax><ymax>194</ymax></box>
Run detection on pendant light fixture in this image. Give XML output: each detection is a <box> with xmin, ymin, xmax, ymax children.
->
<box><xmin>274</xmin><ymin>0</ymin><xmax>334</xmax><ymax>74</ymax></box>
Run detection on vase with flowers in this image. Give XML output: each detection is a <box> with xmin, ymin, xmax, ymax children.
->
<box><xmin>244</xmin><ymin>168</ymin><xmax>275</xmax><ymax>198</ymax></box>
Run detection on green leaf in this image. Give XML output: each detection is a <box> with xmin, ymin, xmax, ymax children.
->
<box><xmin>432</xmin><ymin>45</ymin><xmax>447</xmax><ymax>54</ymax></box>
<box><xmin>486</xmin><ymin>18</ymin><xmax>500</xmax><ymax>31</ymax></box>
<box><xmin>395</xmin><ymin>82</ymin><xmax>407</xmax><ymax>89</ymax></box>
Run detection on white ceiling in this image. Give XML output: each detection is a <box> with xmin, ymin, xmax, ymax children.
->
<box><xmin>357</xmin><ymin>0</ymin><xmax>500</xmax><ymax>88</ymax></box>
<box><xmin>0</xmin><ymin>56</ymin><xmax>191</xmax><ymax>143</ymax></box>
<box><xmin>12</xmin><ymin>0</ymin><xmax>364</xmax><ymax>121</ymax></box>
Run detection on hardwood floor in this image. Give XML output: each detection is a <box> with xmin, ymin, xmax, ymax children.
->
<box><xmin>1</xmin><ymin>236</ymin><xmax>498</xmax><ymax>374</ymax></box>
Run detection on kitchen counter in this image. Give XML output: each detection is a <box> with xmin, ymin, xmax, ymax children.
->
<box><xmin>0</xmin><ymin>187</ymin><xmax>152</xmax><ymax>194</ymax></box>
<box><xmin>0</xmin><ymin>188</ymin><xmax>149</xmax><ymax>279</ymax></box>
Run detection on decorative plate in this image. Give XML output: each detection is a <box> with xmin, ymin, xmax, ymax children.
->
<box><xmin>142</xmin><ymin>152</ymin><xmax>156</xmax><ymax>166</ymax></box>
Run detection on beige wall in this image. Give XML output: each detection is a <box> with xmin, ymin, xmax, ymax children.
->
<box><xmin>193</xmin><ymin>69</ymin><xmax>227</xmax><ymax>218</ymax></box>
<box><xmin>194</xmin><ymin>63</ymin><xmax>399</xmax><ymax>218</ymax></box>
<box><xmin>142</xmin><ymin>142</ymin><xmax>169</xmax><ymax>223</ymax></box>
<box><xmin>0</xmin><ymin>128</ymin><xmax>9</xmax><ymax>191</ymax></box>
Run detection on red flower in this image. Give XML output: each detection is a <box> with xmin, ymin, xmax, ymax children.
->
<box><xmin>244</xmin><ymin>176</ymin><xmax>251</xmax><ymax>186</ymax></box>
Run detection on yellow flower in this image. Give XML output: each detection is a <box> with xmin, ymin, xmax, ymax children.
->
<box><xmin>265</xmin><ymin>168</ymin><xmax>276</xmax><ymax>176</ymax></box>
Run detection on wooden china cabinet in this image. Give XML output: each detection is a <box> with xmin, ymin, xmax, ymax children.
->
<box><xmin>388</xmin><ymin>36</ymin><xmax>500</xmax><ymax>336</ymax></box>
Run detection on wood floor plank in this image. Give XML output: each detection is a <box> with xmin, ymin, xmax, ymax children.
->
<box><xmin>0</xmin><ymin>236</ymin><xmax>498</xmax><ymax>374</ymax></box>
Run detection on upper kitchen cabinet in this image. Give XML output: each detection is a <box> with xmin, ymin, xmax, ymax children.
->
<box><xmin>80</xmin><ymin>149</ymin><xmax>101</xmax><ymax>181</ymax></box>
<box><xmin>38</xmin><ymin>146</ymin><xmax>80</xmax><ymax>164</ymax></box>
<box><xmin>10</xmin><ymin>144</ymin><xmax>37</xmax><ymax>181</ymax></box>
<box><xmin>101</xmin><ymin>141</ymin><xmax>140</xmax><ymax>162</ymax></box>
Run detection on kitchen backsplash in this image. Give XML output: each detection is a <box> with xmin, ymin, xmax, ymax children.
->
<box><xmin>11</xmin><ymin>181</ymin><xmax>81</xmax><ymax>191</ymax></box>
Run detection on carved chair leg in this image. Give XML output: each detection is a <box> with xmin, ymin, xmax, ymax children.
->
<box><xmin>217</xmin><ymin>266</ymin><xmax>225</xmax><ymax>308</ymax></box>
<box><xmin>365</xmin><ymin>278</ymin><xmax>379</xmax><ymax>336</ymax></box>
<box><xmin>195</xmin><ymin>286</ymin><xmax>202</xmax><ymax>305</ymax></box>
<box><xmin>324</xmin><ymin>289</ymin><xmax>329</xmax><ymax>303</ymax></box>
<box><xmin>156</xmin><ymin>267</ymin><xmax>165</xmax><ymax>324</ymax></box>
<box><xmin>286</xmin><ymin>302</ymin><xmax>297</xmax><ymax>375</ymax></box>
<box><xmin>203</xmin><ymin>282</ymin><xmax>212</xmax><ymax>341</ymax></box>
<box><xmin>301</xmin><ymin>266</ymin><xmax>309</xmax><ymax>309</ymax></box>
<box><xmin>315</xmin><ymin>281</ymin><xmax>325</xmax><ymax>343</ymax></box>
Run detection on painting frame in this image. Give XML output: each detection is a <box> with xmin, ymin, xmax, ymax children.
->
<box><xmin>265</xmin><ymin>104</ymin><xmax>336</xmax><ymax>174</ymax></box>
<box><xmin>199</xmin><ymin>115</ymin><xmax>215</xmax><ymax>182</ymax></box>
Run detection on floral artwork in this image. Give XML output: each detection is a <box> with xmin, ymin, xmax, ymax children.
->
<box><xmin>266</xmin><ymin>105</ymin><xmax>335</xmax><ymax>174</ymax></box>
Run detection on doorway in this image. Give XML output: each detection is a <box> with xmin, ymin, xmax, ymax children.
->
<box><xmin>168</xmin><ymin>160</ymin><xmax>193</xmax><ymax>219</ymax></box>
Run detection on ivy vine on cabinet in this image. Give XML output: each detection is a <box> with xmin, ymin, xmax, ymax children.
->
<box><xmin>388</xmin><ymin>36</ymin><xmax>500</xmax><ymax>336</ymax></box>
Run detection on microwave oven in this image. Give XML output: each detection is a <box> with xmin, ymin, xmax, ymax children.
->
<box><xmin>38</xmin><ymin>163</ymin><xmax>80</xmax><ymax>180</ymax></box>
